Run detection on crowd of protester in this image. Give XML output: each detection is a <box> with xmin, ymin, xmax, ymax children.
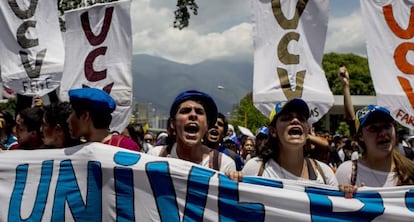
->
<box><xmin>1</xmin><ymin>65</ymin><xmax>414</xmax><ymax>198</ymax></box>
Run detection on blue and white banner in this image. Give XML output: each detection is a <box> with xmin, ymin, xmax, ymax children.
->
<box><xmin>1</xmin><ymin>143</ymin><xmax>413</xmax><ymax>221</ymax></box>
<box><xmin>252</xmin><ymin>0</ymin><xmax>334</xmax><ymax>123</ymax></box>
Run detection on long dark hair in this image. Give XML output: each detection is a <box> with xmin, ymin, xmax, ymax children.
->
<box><xmin>257</xmin><ymin>118</ymin><xmax>280</xmax><ymax>164</ymax></box>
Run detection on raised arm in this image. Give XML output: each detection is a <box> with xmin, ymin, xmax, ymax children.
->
<box><xmin>339</xmin><ymin>65</ymin><xmax>355</xmax><ymax>122</ymax></box>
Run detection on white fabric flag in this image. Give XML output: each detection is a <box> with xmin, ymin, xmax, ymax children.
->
<box><xmin>361</xmin><ymin>0</ymin><xmax>414</xmax><ymax>129</ymax></box>
<box><xmin>0</xmin><ymin>0</ymin><xmax>64</xmax><ymax>96</ymax></box>
<box><xmin>0</xmin><ymin>143</ymin><xmax>413</xmax><ymax>221</ymax></box>
<box><xmin>252</xmin><ymin>0</ymin><xmax>333</xmax><ymax>123</ymax></box>
<box><xmin>60</xmin><ymin>0</ymin><xmax>133</xmax><ymax>133</ymax></box>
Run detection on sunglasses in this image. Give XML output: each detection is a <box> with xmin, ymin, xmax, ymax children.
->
<box><xmin>144</xmin><ymin>139</ymin><xmax>154</xmax><ymax>143</ymax></box>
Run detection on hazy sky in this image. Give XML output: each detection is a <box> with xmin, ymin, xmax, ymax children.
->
<box><xmin>131</xmin><ymin>0</ymin><xmax>364</xmax><ymax>64</ymax></box>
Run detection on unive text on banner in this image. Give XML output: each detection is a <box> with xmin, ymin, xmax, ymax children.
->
<box><xmin>252</xmin><ymin>0</ymin><xmax>334</xmax><ymax>123</ymax></box>
<box><xmin>59</xmin><ymin>0</ymin><xmax>133</xmax><ymax>133</ymax></box>
<box><xmin>361</xmin><ymin>0</ymin><xmax>414</xmax><ymax>129</ymax></box>
<box><xmin>0</xmin><ymin>0</ymin><xmax>65</xmax><ymax>96</ymax></box>
<box><xmin>0</xmin><ymin>143</ymin><xmax>413</xmax><ymax>221</ymax></box>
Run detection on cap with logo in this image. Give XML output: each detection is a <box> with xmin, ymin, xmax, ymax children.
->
<box><xmin>268</xmin><ymin>98</ymin><xmax>310</xmax><ymax>123</ymax></box>
<box><xmin>355</xmin><ymin>105</ymin><xmax>394</xmax><ymax>132</ymax></box>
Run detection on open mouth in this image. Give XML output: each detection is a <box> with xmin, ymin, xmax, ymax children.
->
<box><xmin>288</xmin><ymin>127</ymin><xmax>303</xmax><ymax>136</ymax></box>
<box><xmin>184</xmin><ymin>123</ymin><xmax>199</xmax><ymax>134</ymax></box>
<box><xmin>208</xmin><ymin>129</ymin><xmax>219</xmax><ymax>136</ymax></box>
<box><xmin>377</xmin><ymin>139</ymin><xmax>391</xmax><ymax>145</ymax></box>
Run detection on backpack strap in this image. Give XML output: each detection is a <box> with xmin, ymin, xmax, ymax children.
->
<box><xmin>305</xmin><ymin>158</ymin><xmax>317</xmax><ymax>180</ymax></box>
<box><xmin>114</xmin><ymin>135</ymin><xmax>123</xmax><ymax>147</ymax></box>
<box><xmin>257</xmin><ymin>161</ymin><xmax>265</xmax><ymax>176</ymax></box>
<box><xmin>350</xmin><ymin>159</ymin><xmax>358</xmax><ymax>186</ymax></box>
<box><xmin>311</xmin><ymin>159</ymin><xmax>327</xmax><ymax>185</ymax></box>
<box><xmin>226</xmin><ymin>148</ymin><xmax>237</xmax><ymax>160</ymax></box>
<box><xmin>159</xmin><ymin>145</ymin><xmax>169</xmax><ymax>157</ymax></box>
<box><xmin>105</xmin><ymin>135</ymin><xmax>123</xmax><ymax>147</ymax></box>
<box><xmin>209</xmin><ymin>149</ymin><xmax>222</xmax><ymax>171</ymax></box>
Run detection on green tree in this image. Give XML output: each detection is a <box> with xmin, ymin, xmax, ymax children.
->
<box><xmin>0</xmin><ymin>98</ymin><xmax>17</xmax><ymax>117</ymax></box>
<box><xmin>174</xmin><ymin>0</ymin><xmax>198</xmax><ymax>29</ymax></box>
<box><xmin>322</xmin><ymin>53</ymin><xmax>374</xmax><ymax>95</ymax></box>
<box><xmin>60</xmin><ymin>0</ymin><xmax>197</xmax><ymax>30</ymax></box>
<box><xmin>229</xmin><ymin>92</ymin><xmax>268</xmax><ymax>134</ymax></box>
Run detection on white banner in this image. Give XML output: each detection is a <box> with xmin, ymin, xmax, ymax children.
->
<box><xmin>0</xmin><ymin>143</ymin><xmax>413</xmax><ymax>221</ymax></box>
<box><xmin>252</xmin><ymin>0</ymin><xmax>333</xmax><ymax>123</ymax></box>
<box><xmin>0</xmin><ymin>0</ymin><xmax>64</xmax><ymax>96</ymax></box>
<box><xmin>361</xmin><ymin>0</ymin><xmax>414</xmax><ymax>129</ymax></box>
<box><xmin>60</xmin><ymin>0</ymin><xmax>133</xmax><ymax>133</ymax></box>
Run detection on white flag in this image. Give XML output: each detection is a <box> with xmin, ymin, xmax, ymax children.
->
<box><xmin>0</xmin><ymin>0</ymin><xmax>64</xmax><ymax>96</ymax></box>
<box><xmin>60</xmin><ymin>0</ymin><xmax>133</xmax><ymax>133</ymax></box>
<box><xmin>252</xmin><ymin>0</ymin><xmax>333</xmax><ymax>123</ymax></box>
<box><xmin>361</xmin><ymin>0</ymin><xmax>414</xmax><ymax>129</ymax></box>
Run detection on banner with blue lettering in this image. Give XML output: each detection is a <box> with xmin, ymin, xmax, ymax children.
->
<box><xmin>1</xmin><ymin>143</ymin><xmax>413</xmax><ymax>221</ymax></box>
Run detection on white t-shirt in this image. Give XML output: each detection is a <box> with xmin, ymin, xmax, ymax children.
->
<box><xmin>335</xmin><ymin>160</ymin><xmax>397</xmax><ymax>187</ymax></box>
<box><xmin>147</xmin><ymin>143</ymin><xmax>236</xmax><ymax>172</ymax></box>
<box><xmin>242</xmin><ymin>157</ymin><xmax>338</xmax><ymax>186</ymax></box>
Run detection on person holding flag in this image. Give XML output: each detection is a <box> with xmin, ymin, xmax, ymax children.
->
<box><xmin>335</xmin><ymin>66</ymin><xmax>414</xmax><ymax>187</ymax></box>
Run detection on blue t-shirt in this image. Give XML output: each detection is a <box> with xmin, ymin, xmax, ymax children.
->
<box><xmin>218</xmin><ymin>146</ymin><xmax>244</xmax><ymax>171</ymax></box>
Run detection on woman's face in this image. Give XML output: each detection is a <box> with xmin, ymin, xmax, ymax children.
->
<box><xmin>360</xmin><ymin>121</ymin><xmax>395</xmax><ymax>157</ymax></box>
<box><xmin>243</xmin><ymin>138</ymin><xmax>255</xmax><ymax>154</ymax></box>
<box><xmin>273</xmin><ymin>112</ymin><xmax>309</xmax><ymax>149</ymax></box>
<box><xmin>171</xmin><ymin>100</ymin><xmax>208</xmax><ymax>147</ymax></box>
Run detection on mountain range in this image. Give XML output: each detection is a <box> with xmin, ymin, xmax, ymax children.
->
<box><xmin>132</xmin><ymin>54</ymin><xmax>253</xmax><ymax>116</ymax></box>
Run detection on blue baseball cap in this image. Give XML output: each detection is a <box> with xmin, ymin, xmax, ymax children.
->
<box><xmin>256</xmin><ymin>126</ymin><xmax>269</xmax><ymax>136</ymax></box>
<box><xmin>355</xmin><ymin>105</ymin><xmax>394</xmax><ymax>132</ymax></box>
<box><xmin>269</xmin><ymin>98</ymin><xmax>310</xmax><ymax>122</ymax></box>
<box><xmin>170</xmin><ymin>90</ymin><xmax>217</xmax><ymax>128</ymax></box>
<box><xmin>68</xmin><ymin>88</ymin><xmax>116</xmax><ymax>113</ymax></box>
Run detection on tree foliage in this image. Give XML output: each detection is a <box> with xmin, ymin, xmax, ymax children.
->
<box><xmin>322</xmin><ymin>53</ymin><xmax>374</xmax><ymax>95</ymax></box>
<box><xmin>0</xmin><ymin>98</ymin><xmax>17</xmax><ymax>117</ymax></box>
<box><xmin>229</xmin><ymin>92</ymin><xmax>268</xmax><ymax>134</ymax></box>
<box><xmin>174</xmin><ymin>0</ymin><xmax>198</xmax><ymax>30</ymax></box>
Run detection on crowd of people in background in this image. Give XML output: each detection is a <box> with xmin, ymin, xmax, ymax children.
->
<box><xmin>0</xmin><ymin>65</ymin><xmax>414</xmax><ymax>197</ymax></box>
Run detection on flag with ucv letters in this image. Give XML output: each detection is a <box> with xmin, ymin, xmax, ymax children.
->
<box><xmin>252</xmin><ymin>0</ymin><xmax>334</xmax><ymax>124</ymax></box>
<box><xmin>361</xmin><ymin>0</ymin><xmax>414</xmax><ymax>130</ymax></box>
<box><xmin>0</xmin><ymin>0</ymin><xmax>64</xmax><ymax>96</ymax></box>
<box><xmin>60</xmin><ymin>0</ymin><xmax>133</xmax><ymax>133</ymax></box>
